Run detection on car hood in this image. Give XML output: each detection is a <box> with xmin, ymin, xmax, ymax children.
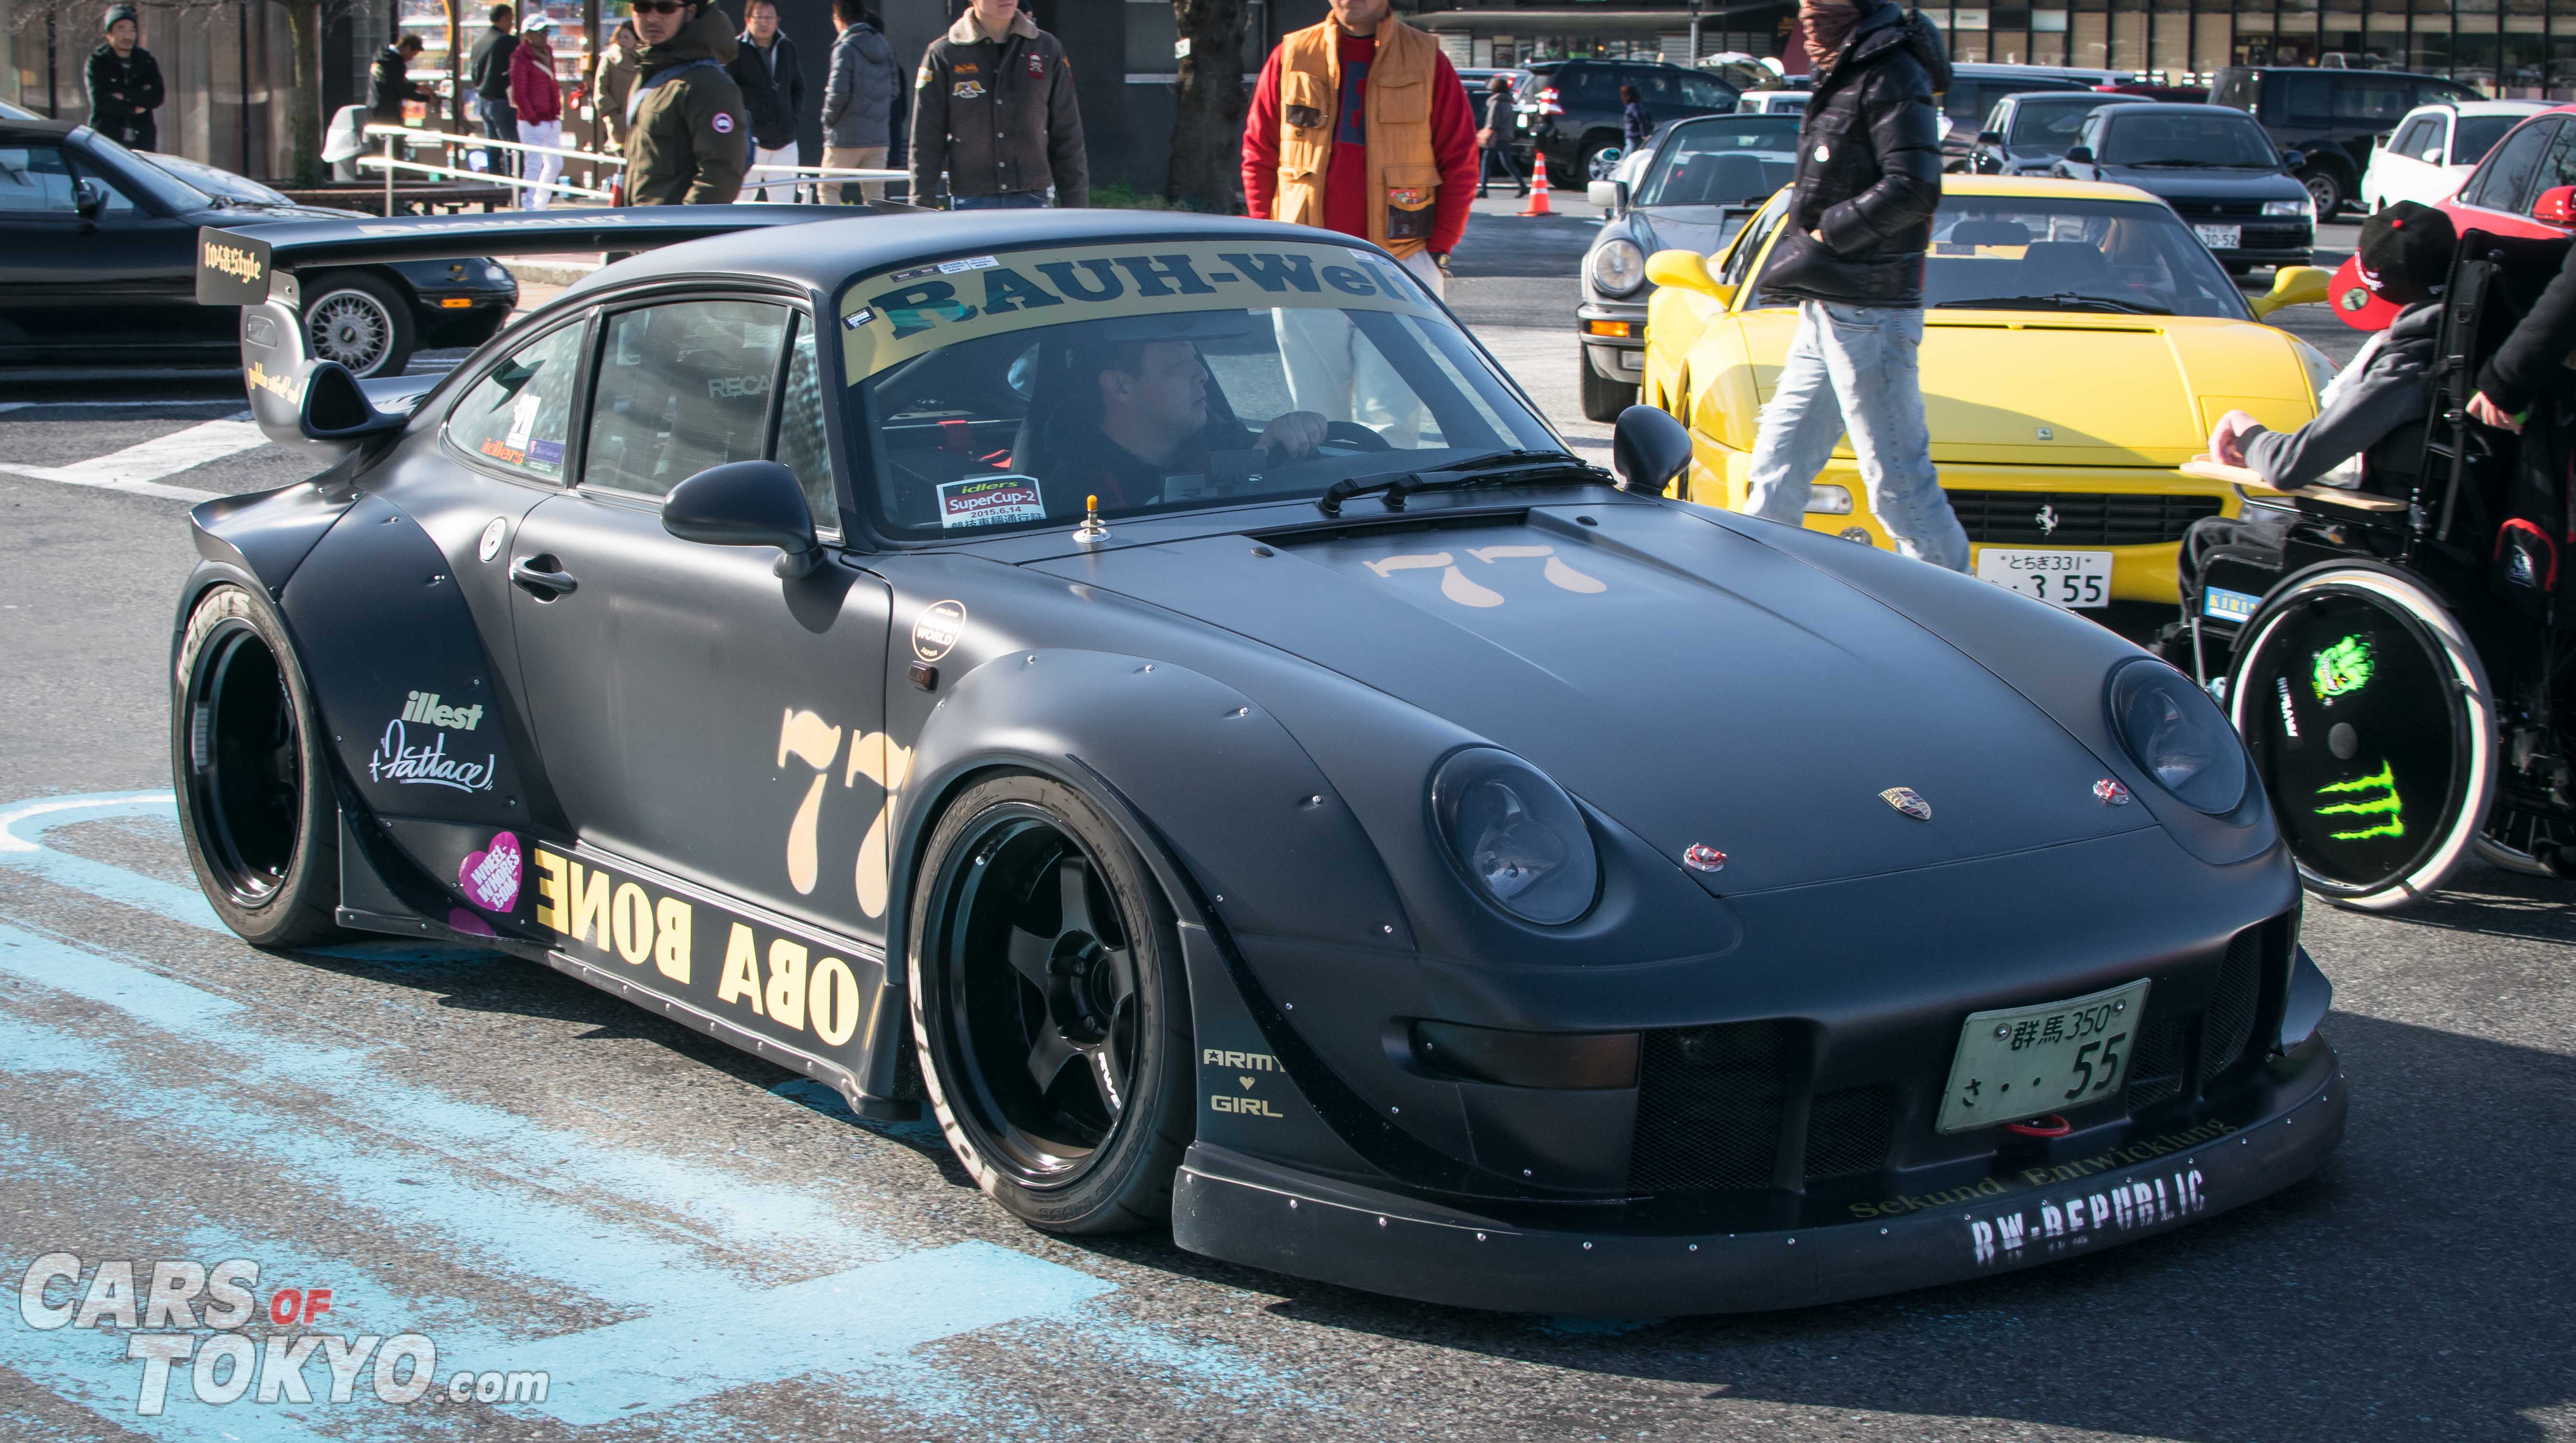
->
<box><xmin>1628</xmin><ymin>206</ymin><xmax>1750</xmax><ymax>264</ymax></box>
<box><xmin>1735</xmin><ymin>309</ymin><xmax>2314</xmax><ymax>464</ymax></box>
<box><xmin>2092</xmin><ymin>164</ymin><xmax>2307</xmax><ymax>200</ymax></box>
<box><xmin>1033</xmin><ymin>501</ymin><xmax>2150</xmax><ymax>894</ymax></box>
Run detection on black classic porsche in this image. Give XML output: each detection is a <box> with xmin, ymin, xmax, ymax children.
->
<box><xmin>171</xmin><ymin>205</ymin><xmax>2344</xmax><ymax>1314</ymax></box>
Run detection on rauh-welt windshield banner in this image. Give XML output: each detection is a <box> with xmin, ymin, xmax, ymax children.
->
<box><xmin>836</xmin><ymin>240</ymin><xmax>1443</xmax><ymax>380</ymax></box>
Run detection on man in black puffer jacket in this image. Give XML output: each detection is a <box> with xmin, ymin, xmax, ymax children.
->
<box><xmin>1739</xmin><ymin>0</ymin><xmax>1969</xmax><ymax>573</ymax></box>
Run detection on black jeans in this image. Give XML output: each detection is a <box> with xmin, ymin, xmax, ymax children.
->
<box><xmin>480</xmin><ymin>95</ymin><xmax>519</xmax><ymax>178</ymax></box>
<box><xmin>1477</xmin><ymin>143</ymin><xmax>1524</xmax><ymax>194</ymax></box>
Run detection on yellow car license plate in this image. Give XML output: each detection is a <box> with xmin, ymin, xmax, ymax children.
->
<box><xmin>1936</xmin><ymin>980</ymin><xmax>2151</xmax><ymax>1134</ymax></box>
<box><xmin>1977</xmin><ymin>547</ymin><xmax>2112</xmax><ymax>608</ymax></box>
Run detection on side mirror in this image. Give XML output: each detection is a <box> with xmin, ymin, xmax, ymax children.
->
<box><xmin>298</xmin><ymin>362</ymin><xmax>405</xmax><ymax>444</ymax></box>
<box><xmin>1587</xmin><ymin>179</ymin><xmax>1629</xmax><ymax>212</ymax></box>
<box><xmin>2063</xmin><ymin>145</ymin><xmax>2094</xmax><ymax>166</ymax></box>
<box><xmin>2281</xmin><ymin>148</ymin><xmax>2305</xmax><ymax>171</ymax></box>
<box><xmin>1977</xmin><ymin>128</ymin><xmax>2005</xmax><ymax>146</ymax></box>
<box><xmin>74</xmin><ymin>177</ymin><xmax>106</xmax><ymax>220</ymax></box>
<box><xmin>1611</xmin><ymin>403</ymin><xmax>1694</xmax><ymax>497</ymax></box>
<box><xmin>2249</xmin><ymin>263</ymin><xmax>2333</xmax><ymax>319</ymax></box>
<box><xmin>1644</xmin><ymin>248</ymin><xmax>1733</xmax><ymax>306</ymax></box>
<box><xmin>2534</xmin><ymin>184</ymin><xmax>2576</xmax><ymax>226</ymax></box>
<box><xmin>664</xmin><ymin>460</ymin><xmax>823</xmax><ymax>578</ymax></box>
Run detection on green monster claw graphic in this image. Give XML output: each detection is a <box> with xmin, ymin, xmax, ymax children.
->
<box><xmin>2315</xmin><ymin>762</ymin><xmax>2404</xmax><ymax>841</ymax></box>
<box><xmin>2312</xmin><ymin>634</ymin><xmax>2375</xmax><ymax>701</ymax></box>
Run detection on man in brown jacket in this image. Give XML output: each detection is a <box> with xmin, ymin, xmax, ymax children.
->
<box><xmin>908</xmin><ymin>0</ymin><xmax>1086</xmax><ymax>209</ymax></box>
<box><xmin>622</xmin><ymin>0</ymin><xmax>748</xmax><ymax>205</ymax></box>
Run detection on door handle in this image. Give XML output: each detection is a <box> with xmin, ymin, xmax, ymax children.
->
<box><xmin>510</xmin><ymin>554</ymin><xmax>578</xmax><ymax>599</ymax></box>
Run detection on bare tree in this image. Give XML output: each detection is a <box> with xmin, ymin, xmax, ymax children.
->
<box><xmin>1166</xmin><ymin>0</ymin><xmax>1247</xmax><ymax>212</ymax></box>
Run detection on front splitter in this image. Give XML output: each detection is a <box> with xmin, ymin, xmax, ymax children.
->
<box><xmin>1172</xmin><ymin>1035</ymin><xmax>2345</xmax><ymax>1315</ymax></box>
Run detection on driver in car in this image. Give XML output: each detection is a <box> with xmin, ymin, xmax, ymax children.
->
<box><xmin>1052</xmin><ymin>338</ymin><xmax>1330</xmax><ymax>509</ymax></box>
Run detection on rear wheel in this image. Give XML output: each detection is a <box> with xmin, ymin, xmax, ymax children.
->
<box><xmin>1580</xmin><ymin>354</ymin><xmax>1638</xmax><ymax>422</ymax></box>
<box><xmin>302</xmin><ymin>271</ymin><xmax>416</xmax><ymax>378</ymax></box>
<box><xmin>908</xmin><ymin>773</ymin><xmax>1193</xmax><ymax>1233</ymax></box>
<box><xmin>2227</xmin><ymin>565</ymin><xmax>2496</xmax><ymax>910</ymax></box>
<box><xmin>172</xmin><ymin>584</ymin><xmax>344</xmax><ymax>946</ymax></box>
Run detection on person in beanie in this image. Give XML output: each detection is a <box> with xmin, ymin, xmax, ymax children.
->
<box><xmin>1736</xmin><ymin>0</ymin><xmax>1966</xmax><ymax>573</ymax></box>
<box><xmin>372</xmin><ymin>33</ymin><xmax>434</xmax><ymax>125</ymax></box>
<box><xmin>2183</xmin><ymin>203</ymin><xmax>2459</xmax><ymax>607</ymax></box>
<box><xmin>509</xmin><ymin>18</ymin><xmax>565</xmax><ymax>207</ymax></box>
<box><xmin>821</xmin><ymin>0</ymin><xmax>897</xmax><ymax>203</ymax></box>
<box><xmin>1475</xmin><ymin>71</ymin><xmax>1524</xmax><ymax>199</ymax></box>
<box><xmin>730</xmin><ymin>0</ymin><xmax>804</xmax><ymax>200</ymax></box>
<box><xmin>909</xmin><ymin>0</ymin><xmax>1086</xmax><ymax>209</ymax></box>
<box><xmin>86</xmin><ymin>4</ymin><xmax>164</xmax><ymax>150</ymax></box>
<box><xmin>622</xmin><ymin>0</ymin><xmax>748</xmax><ymax>205</ymax></box>
<box><xmin>468</xmin><ymin>4</ymin><xmax>522</xmax><ymax>178</ymax></box>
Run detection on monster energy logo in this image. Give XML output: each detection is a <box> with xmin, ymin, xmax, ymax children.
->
<box><xmin>2315</xmin><ymin>762</ymin><xmax>2404</xmax><ymax>841</ymax></box>
<box><xmin>2313</xmin><ymin>635</ymin><xmax>2374</xmax><ymax>701</ymax></box>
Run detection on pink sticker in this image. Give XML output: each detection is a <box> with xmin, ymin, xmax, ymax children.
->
<box><xmin>459</xmin><ymin>831</ymin><xmax>522</xmax><ymax>912</ymax></box>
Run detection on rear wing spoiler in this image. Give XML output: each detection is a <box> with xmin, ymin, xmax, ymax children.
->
<box><xmin>196</xmin><ymin>206</ymin><xmax>855</xmax><ymax>455</ymax></box>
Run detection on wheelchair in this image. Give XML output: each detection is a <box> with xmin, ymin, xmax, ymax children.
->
<box><xmin>2184</xmin><ymin>230</ymin><xmax>2576</xmax><ymax>910</ymax></box>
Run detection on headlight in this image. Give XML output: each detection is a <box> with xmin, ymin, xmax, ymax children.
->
<box><xmin>2263</xmin><ymin>198</ymin><xmax>2314</xmax><ymax>218</ymax></box>
<box><xmin>2294</xmin><ymin>340</ymin><xmax>2337</xmax><ymax>404</ymax></box>
<box><xmin>1589</xmin><ymin>238</ymin><xmax>1647</xmax><ymax>297</ymax></box>
<box><xmin>2107</xmin><ymin>659</ymin><xmax>2248</xmax><ymax>815</ymax></box>
<box><xmin>1430</xmin><ymin>748</ymin><xmax>1600</xmax><ymax>926</ymax></box>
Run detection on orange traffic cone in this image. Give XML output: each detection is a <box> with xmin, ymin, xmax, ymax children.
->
<box><xmin>1518</xmin><ymin>162</ymin><xmax>1553</xmax><ymax>217</ymax></box>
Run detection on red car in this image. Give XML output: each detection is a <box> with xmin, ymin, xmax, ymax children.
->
<box><xmin>2438</xmin><ymin>102</ymin><xmax>2576</xmax><ymax>240</ymax></box>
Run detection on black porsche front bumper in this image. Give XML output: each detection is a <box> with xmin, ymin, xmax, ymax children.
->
<box><xmin>1173</xmin><ymin>1031</ymin><xmax>2343</xmax><ymax>1315</ymax></box>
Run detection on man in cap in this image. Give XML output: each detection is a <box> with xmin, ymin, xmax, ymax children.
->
<box><xmin>86</xmin><ymin>4</ymin><xmax>164</xmax><ymax>150</ymax></box>
<box><xmin>2181</xmin><ymin>202</ymin><xmax>2459</xmax><ymax>605</ymax></box>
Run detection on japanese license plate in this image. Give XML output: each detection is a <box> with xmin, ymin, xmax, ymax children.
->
<box><xmin>2193</xmin><ymin>223</ymin><xmax>2242</xmax><ymax>250</ymax></box>
<box><xmin>1937</xmin><ymin>980</ymin><xmax>2151</xmax><ymax>1134</ymax></box>
<box><xmin>1976</xmin><ymin>547</ymin><xmax>2112</xmax><ymax>608</ymax></box>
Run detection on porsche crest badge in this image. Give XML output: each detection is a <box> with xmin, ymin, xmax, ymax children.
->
<box><xmin>1880</xmin><ymin>786</ymin><xmax>1932</xmax><ymax>821</ymax></box>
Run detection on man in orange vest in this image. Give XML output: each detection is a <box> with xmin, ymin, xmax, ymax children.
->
<box><xmin>1242</xmin><ymin>0</ymin><xmax>1477</xmax><ymax>444</ymax></box>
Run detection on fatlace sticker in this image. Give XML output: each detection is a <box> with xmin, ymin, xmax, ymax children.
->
<box><xmin>938</xmin><ymin>474</ymin><xmax>1046</xmax><ymax>528</ymax></box>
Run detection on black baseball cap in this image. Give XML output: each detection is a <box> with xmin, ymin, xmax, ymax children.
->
<box><xmin>2356</xmin><ymin>200</ymin><xmax>2457</xmax><ymax>307</ymax></box>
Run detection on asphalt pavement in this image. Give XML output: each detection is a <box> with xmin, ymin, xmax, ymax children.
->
<box><xmin>1</xmin><ymin>208</ymin><xmax>2570</xmax><ymax>1443</ymax></box>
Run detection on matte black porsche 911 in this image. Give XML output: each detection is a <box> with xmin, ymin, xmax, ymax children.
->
<box><xmin>171</xmin><ymin>205</ymin><xmax>2345</xmax><ymax>1314</ymax></box>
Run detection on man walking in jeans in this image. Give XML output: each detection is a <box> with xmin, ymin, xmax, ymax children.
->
<box><xmin>1739</xmin><ymin>0</ymin><xmax>1967</xmax><ymax>573</ymax></box>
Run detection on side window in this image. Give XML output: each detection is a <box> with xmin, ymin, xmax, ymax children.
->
<box><xmin>1564</xmin><ymin>65</ymin><xmax>1618</xmax><ymax>110</ymax></box>
<box><xmin>2387</xmin><ymin>117</ymin><xmax>2429</xmax><ymax>160</ymax></box>
<box><xmin>2335</xmin><ymin>82</ymin><xmax>2411</xmax><ymax>126</ymax></box>
<box><xmin>774</xmin><ymin>317</ymin><xmax>837</xmax><ymax>537</ymax></box>
<box><xmin>1677</xmin><ymin>73</ymin><xmax>1734</xmax><ymax>109</ymax></box>
<box><xmin>1632</xmin><ymin>68</ymin><xmax>1680</xmax><ymax>107</ymax></box>
<box><xmin>2284</xmin><ymin>74</ymin><xmax>2331</xmax><ymax>123</ymax></box>
<box><xmin>583</xmin><ymin>300</ymin><xmax>790</xmax><ymax>498</ymax></box>
<box><xmin>1721</xmin><ymin>197</ymin><xmax>1787</xmax><ymax>293</ymax></box>
<box><xmin>444</xmin><ymin>321</ymin><xmax>588</xmax><ymax>481</ymax></box>
<box><xmin>2467</xmin><ymin>119</ymin><xmax>2557</xmax><ymax>211</ymax></box>
<box><xmin>0</xmin><ymin>144</ymin><xmax>79</xmax><ymax>213</ymax></box>
<box><xmin>2532</xmin><ymin>125</ymin><xmax>2576</xmax><ymax>209</ymax></box>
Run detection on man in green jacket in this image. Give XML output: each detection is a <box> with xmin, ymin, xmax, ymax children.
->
<box><xmin>623</xmin><ymin>0</ymin><xmax>748</xmax><ymax>205</ymax></box>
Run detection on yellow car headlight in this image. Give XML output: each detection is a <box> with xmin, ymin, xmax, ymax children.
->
<box><xmin>2293</xmin><ymin>339</ymin><xmax>2338</xmax><ymax>405</ymax></box>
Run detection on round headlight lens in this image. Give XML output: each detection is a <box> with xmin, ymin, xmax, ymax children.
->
<box><xmin>1430</xmin><ymin>748</ymin><xmax>1600</xmax><ymax>926</ymax></box>
<box><xmin>1590</xmin><ymin>237</ymin><xmax>1647</xmax><ymax>297</ymax></box>
<box><xmin>2108</xmin><ymin>659</ymin><xmax>2249</xmax><ymax>815</ymax></box>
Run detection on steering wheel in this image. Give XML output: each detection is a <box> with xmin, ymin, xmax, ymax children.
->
<box><xmin>1322</xmin><ymin>421</ymin><xmax>1394</xmax><ymax>454</ymax></box>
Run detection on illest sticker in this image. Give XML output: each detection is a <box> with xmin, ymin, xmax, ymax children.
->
<box><xmin>460</xmin><ymin>831</ymin><xmax>524</xmax><ymax>912</ymax></box>
<box><xmin>937</xmin><ymin>474</ymin><xmax>1045</xmax><ymax>529</ymax></box>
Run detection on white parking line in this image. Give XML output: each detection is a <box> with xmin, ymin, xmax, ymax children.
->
<box><xmin>0</xmin><ymin>418</ymin><xmax>271</xmax><ymax>501</ymax></box>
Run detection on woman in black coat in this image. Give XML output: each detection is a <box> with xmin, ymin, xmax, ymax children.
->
<box><xmin>1476</xmin><ymin>72</ymin><xmax>1526</xmax><ymax>199</ymax></box>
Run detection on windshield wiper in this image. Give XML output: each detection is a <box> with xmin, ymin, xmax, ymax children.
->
<box><xmin>1316</xmin><ymin>449</ymin><xmax>1609</xmax><ymax>516</ymax></box>
<box><xmin>1935</xmin><ymin>293</ymin><xmax>2173</xmax><ymax>315</ymax></box>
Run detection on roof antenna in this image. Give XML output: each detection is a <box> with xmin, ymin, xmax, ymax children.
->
<box><xmin>1074</xmin><ymin>494</ymin><xmax>1110</xmax><ymax>543</ymax></box>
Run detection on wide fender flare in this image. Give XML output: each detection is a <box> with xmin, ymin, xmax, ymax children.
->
<box><xmin>888</xmin><ymin>648</ymin><xmax>1419</xmax><ymax>971</ymax></box>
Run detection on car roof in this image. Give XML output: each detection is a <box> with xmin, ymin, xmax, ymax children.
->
<box><xmin>561</xmin><ymin>209</ymin><xmax>1411</xmax><ymax>303</ymax></box>
<box><xmin>2005</xmin><ymin>90</ymin><xmax>2151</xmax><ymax>105</ymax></box>
<box><xmin>0</xmin><ymin>117</ymin><xmax>83</xmax><ymax>140</ymax></box>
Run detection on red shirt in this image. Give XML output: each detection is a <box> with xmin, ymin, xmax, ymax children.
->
<box><xmin>1241</xmin><ymin>31</ymin><xmax>1478</xmax><ymax>256</ymax></box>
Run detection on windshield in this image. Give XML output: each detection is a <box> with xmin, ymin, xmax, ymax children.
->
<box><xmin>2006</xmin><ymin>99</ymin><xmax>2126</xmax><ymax>151</ymax></box>
<box><xmin>1756</xmin><ymin>196</ymin><xmax>2250</xmax><ymax>319</ymax></box>
<box><xmin>76</xmin><ymin>128</ymin><xmax>217</xmax><ymax>209</ymax></box>
<box><xmin>150</xmin><ymin>153</ymin><xmax>295</xmax><ymax>206</ymax></box>
<box><xmin>2452</xmin><ymin>114</ymin><xmax>2522</xmax><ymax>166</ymax></box>
<box><xmin>1634</xmin><ymin>116</ymin><xmax>1800</xmax><ymax>205</ymax></box>
<box><xmin>2098</xmin><ymin>113</ymin><xmax>2279</xmax><ymax>167</ymax></box>
<box><xmin>837</xmin><ymin>240</ymin><xmax>1565</xmax><ymax>538</ymax></box>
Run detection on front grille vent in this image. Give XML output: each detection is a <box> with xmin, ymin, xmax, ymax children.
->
<box><xmin>2124</xmin><ymin>1013</ymin><xmax>2192</xmax><ymax>1111</ymax></box>
<box><xmin>1802</xmin><ymin>1085</ymin><xmax>1896</xmax><ymax>1180</ymax></box>
<box><xmin>1628</xmin><ymin>1020</ymin><xmax>1797</xmax><ymax>1192</ymax></box>
<box><xmin>1947</xmin><ymin>490</ymin><xmax>2223</xmax><ymax>547</ymax></box>
<box><xmin>2203</xmin><ymin>925</ymin><xmax>2266</xmax><ymax>1079</ymax></box>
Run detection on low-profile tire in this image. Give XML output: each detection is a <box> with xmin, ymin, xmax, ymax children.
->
<box><xmin>2226</xmin><ymin>564</ymin><xmax>2495</xmax><ymax>910</ymax></box>
<box><xmin>907</xmin><ymin>772</ymin><xmax>1193</xmax><ymax>1234</ymax></box>
<box><xmin>172</xmin><ymin>583</ymin><xmax>345</xmax><ymax>947</ymax></box>
<box><xmin>301</xmin><ymin>270</ymin><xmax>416</xmax><ymax>379</ymax></box>
<box><xmin>1580</xmin><ymin>355</ymin><xmax>1637</xmax><ymax>422</ymax></box>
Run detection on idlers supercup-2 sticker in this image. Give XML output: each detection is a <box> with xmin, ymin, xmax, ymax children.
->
<box><xmin>937</xmin><ymin>474</ymin><xmax>1046</xmax><ymax>528</ymax></box>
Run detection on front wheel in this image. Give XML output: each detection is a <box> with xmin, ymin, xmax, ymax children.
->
<box><xmin>172</xmin><ymin>583</ymin><xmax>345</xmax><ymax>946</ymax></box>
<box><xmin>2299</xmin><ymin>166</ymin><xmax>2347</xmax><ymax>220</ymax></box>
<box><xmin>301</xmin><ymin>271</ymin><xmax>416</xmax><ymax>378</ymax></box>
<box><xmin>2227</xmin><ymin>565</ymin><xmax>2496</xmax><ymax>910</ymax></box>
<box><xmin>1580</xmin><ymin>355</ymin><xmax>1638</xmax><ymax>422</ymax></box>
<box><xmin>908</xmin><ymin>773</ymin><xmax>1193</xmax><ymax>1233</ymax></box>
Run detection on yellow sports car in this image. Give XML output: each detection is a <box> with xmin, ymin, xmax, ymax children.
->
<box><xmin>1639</xmin><ymin>174</ymin><xmax>2333</xmax><ymax>614</ymax></box>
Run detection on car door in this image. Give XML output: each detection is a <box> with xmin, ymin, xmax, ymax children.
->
<box><xmin>0</xmin><ymin>138</ymin><xmax>88</xmax><ymax>359</ymax></box>
<box><xmin>505</xmin><ymin>293</ymin><xmax>898</xmax><ymax>947</ymax></box>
